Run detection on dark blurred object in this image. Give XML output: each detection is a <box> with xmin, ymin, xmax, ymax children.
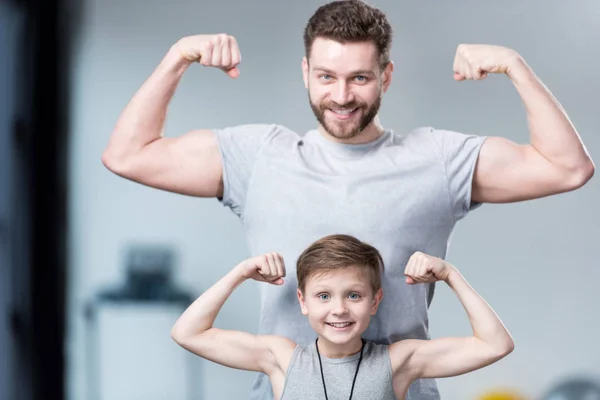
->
<box><xmin>96</xmin><ymin>245</ymin><xmax>192</xmax><ymax>303</ymax></box>
<box><xmin>541</xmin><ymin>377</ymin><xmax>600</xmax><ymax>400</ymax></box>
<box><xmin>1</xmin><ymin>0</ymin><xmax>79</xmax><ymax>399</ymax></box>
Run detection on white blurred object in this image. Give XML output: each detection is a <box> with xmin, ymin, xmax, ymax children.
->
<box><xmin>84</xmin><ymin>245</ymin><xmax>201</xmax><ymax>400</ymax></box>
<box><xmin>95</xmin><ymin>303</ymin><xmax>198</xmax><ymax>400</ymax></box>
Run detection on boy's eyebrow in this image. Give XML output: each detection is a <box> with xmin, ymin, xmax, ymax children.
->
<box><xmin>308</xmin><ymin>283</ymin><xmax>369</xmax><ymax>292</ymax></box>
<box><xmin>309</xmin><ymin>285</ymin><xmax>331</xmax><ymax>292</ymax></box>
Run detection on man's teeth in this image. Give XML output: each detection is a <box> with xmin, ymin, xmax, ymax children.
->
<box><xmin>328</xmin><ymin>322</ymin><xmax>352</xmax><ymax>328</ymax></box>
<box><xmin>331</xmin><ymin>109</ymin><xmax>354</xmax><ymax>115</ymax></box>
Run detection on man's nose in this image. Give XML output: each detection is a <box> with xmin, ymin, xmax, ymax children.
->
<box><xmin>330</xmin><ymin>81</ymin><xmax>354</xmax><ymax>106</ymax></box>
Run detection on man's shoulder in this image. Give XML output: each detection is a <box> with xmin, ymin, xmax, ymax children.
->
<box><xmin>391</xmin><ymin>126</ymin><xmax>435</xmax><ymax>141</ymax></box>
<box><xmin>213</xmin><ymin>123</ymin><xmax>300</xmax><ymax>139</ymax></box>
<box><xmin>212</xmin><ymin>124</ymin><xmax>303</xmax><ymax>157</ymax></box>
<box><xmin>383</xmin><ymin>126</ymin><xmax>439</xmax><ymax>156</ymax></box>
<box><xmin>389</xmin><ymin>126</ymin><xmax>484</xmax><ymax>154</ymax></box>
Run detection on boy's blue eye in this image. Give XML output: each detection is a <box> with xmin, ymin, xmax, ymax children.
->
<box><xmin>318</xmin><ymin>294</ymin><xmax>330</xmax><ymax>300</ymax></box>
<box><xmin>348</xmin><ymin>293</ymin><xmax>361</xmax><ymax>300</ymax></box>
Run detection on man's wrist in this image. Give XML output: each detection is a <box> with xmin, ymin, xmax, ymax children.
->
<box><xmin>506</xmin><ymin>54</ymin><xmax>535</xmax><ymax>85</ymax></box>
<box><xmin>161</xmin><ymin>42</ymin><xmax>194</xmax><ymax>74</ymax></box>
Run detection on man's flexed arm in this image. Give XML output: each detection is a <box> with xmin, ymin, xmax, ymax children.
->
<box><xmin>452</xmin><ymin>44</ymin><xmax>594</xmax><ymax>203</ymax></box>
<box><xmin>102</xmin><ymin>34</ymin><xmax>241</xmax><ymax>197</ymax></box>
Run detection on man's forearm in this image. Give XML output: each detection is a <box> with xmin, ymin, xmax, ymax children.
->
<box><xmin>104</xmin><ymin>43</ymin><xmax>192</xmax><ymax>161</ymax></box>
<box><xmin>509</xmin><ymin>58</ymin><xmax>594</xmax><ymax>177</ymax></box>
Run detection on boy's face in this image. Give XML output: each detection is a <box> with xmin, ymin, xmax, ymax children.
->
<box><xmin>297</xmin><ymin>266</ymin><xmax>383</xmax><ymax>346</ymax></box>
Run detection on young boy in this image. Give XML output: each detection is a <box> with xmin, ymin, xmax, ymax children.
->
<box><xmin>171</xmin><ymin>234</ymin><xmax>514</xmax><ymax>399</ymax></box>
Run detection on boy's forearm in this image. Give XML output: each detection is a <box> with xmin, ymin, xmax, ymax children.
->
<box><xmin>171</xmin><ymin>266</ymin><xmax>247</xmax><ymax>339</ymax></box>
<box><xmin>445</xmin><ymin>268</ymin><xmax>513</xmax><ymax>352</ymax></box>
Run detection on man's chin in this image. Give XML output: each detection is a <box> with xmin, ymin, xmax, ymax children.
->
<box><xmin>323</xmin><ymin>122</ymin><xmax>362</xmax><ymax>140</ymax></box>
<box><xmin>327</xmin><ymin>128</ymin><xmax>361</xmax><ymax>140</ymax></box>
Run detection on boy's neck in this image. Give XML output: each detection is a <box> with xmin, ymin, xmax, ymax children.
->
<box><xmin>316</xmin><ymin>336</ymin><xmax>364</xmax><ymax>359</ymax></box>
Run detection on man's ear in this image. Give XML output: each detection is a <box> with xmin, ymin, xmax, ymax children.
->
<box><xmin>302</xmin><ymin>57</ymin><xmax>309</xmax><ymax>89</ymax></box>
<box><xmin>382</xmin><ymin>61</ymin><xmax>394</xmax><ymax>92</ymax></box>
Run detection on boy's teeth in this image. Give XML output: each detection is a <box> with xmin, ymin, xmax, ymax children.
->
<box><xmin>329</xmin><ymin>322</ymin><xmax>351</xmax><ymax>328</ymax></box>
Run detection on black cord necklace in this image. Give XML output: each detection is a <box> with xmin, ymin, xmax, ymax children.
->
<box><xmin>315</xmin><ymin>338</ymin><xmax>365</xmax><ymax>400</ymax></box>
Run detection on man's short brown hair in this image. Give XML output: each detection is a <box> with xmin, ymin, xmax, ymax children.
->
<box><xmin>303</xmin><ymin>0</ymin><xmax>393</xmax><ymax>69</ymax></box>
<box><xmin>296</xmin><ymin>234</ymin><xmax>384</xmax><ymax>293</ymax></box>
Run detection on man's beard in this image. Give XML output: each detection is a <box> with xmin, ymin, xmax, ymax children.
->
<box><xmin>309</xmin><ymin>93</ymin><xmax>381</xmax><ymax>140</ymax></box>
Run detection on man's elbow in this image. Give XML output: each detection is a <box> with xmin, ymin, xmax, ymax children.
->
<box><xmin>499</xmin><ymin>339</ymin><xmax>515</xmax><ymax>358</ymax></box>
<box><xmin>101</xmin><ymin>146</ymin><xmax>133</xmax><ymax>177</ymax></box>
<box><xmin>566</xmin><ymin>158</ymin><xmax>595</xmax><ymax>191</ymax></box>
<box><xmin>170</xmin><ymin>326</ymin><xmax>188</xmax><ymax>346</ymax></box>
<box><xmin>101</xmin><ymin>150</ymin><xmax>117</xmax><ymax>172</ymax></box>
<box><xmin>489</xmin><ymin>338</ymin><xmax>515</xmax><ymax>362</ymax></box>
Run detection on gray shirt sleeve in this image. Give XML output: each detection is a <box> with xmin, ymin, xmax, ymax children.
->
<box><xmin>212</xmin><ymin>124</ymin><xmax>277</xmax><ymax>217</ymax></box>
<box><xmin>429</xmin><ymin>128</ymin><xmax>487</xmax><ymax>221</ymax></box>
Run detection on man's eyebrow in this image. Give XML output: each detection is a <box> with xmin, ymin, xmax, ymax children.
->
<box><xmin>311</xmin><ymin>67</ymin><xmax>376</xmax><ymax>76</ymax></box>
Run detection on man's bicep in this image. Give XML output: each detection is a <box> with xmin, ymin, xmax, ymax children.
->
<box><xmin>472</xmin><ymin>136</ymin><xmax>571</xmax><ymax>203</ymax></box>
<box><xmin>125</xmin><ymin>129</ymin><xmax>224</xmax><ymax>197</ymax></box>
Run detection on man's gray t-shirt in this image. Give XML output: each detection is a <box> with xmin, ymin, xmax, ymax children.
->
<box><xmin>213</xmin><ymin>124</ymin><xmax>486</xmax><ymax>400</ymax></box>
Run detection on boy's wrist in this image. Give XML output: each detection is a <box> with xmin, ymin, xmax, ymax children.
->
<box><xmin>230</xmin><ymin>263</ymin><xmax>250</xmax><ymax>284</ymax></box>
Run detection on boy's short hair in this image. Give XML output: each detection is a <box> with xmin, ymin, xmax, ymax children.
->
<box><xmin>296</xmin><ymin>234</ymin><xmax>384</xmax><ymax>293</ymax></box>
<box><xmin>303</xmin><ymin>0</ymin><xmax>393</xmax><ymax>69</ymax></box>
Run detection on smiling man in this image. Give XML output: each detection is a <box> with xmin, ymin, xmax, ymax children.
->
<box><xmin>102</xmin><ymin>1</ymin><xmax>594</xmax><ymax>399</ymax></box>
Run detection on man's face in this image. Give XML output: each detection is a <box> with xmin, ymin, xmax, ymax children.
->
<box><xmin>302</xmin><ymin>38</ymin><xmax>393</xmax><ymax>141</ymax></box>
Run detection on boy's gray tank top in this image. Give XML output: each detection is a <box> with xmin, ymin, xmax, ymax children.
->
<box><xmin>280</xmin><ymin>341</ymin><xmax>398</xmax><ymax>400</ymax></box>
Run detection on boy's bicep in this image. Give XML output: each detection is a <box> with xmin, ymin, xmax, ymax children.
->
<box><xmin>175</xmin><ymin>328</ymin><xmax>278</xmax><ymax>373</ymax></box>
<box><xmin>390</xmin><ymin>337</ymin><xmax>496</xmax><ymax>380</ymax></box>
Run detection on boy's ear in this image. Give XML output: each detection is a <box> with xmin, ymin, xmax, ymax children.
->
<box><xmin>371</xmin><ymin>288</ymin><xmax>384</xmax><ymax>315</ymax></box>
<box><xmin>297</xmin><ymin>289</ymin><xmax>308</xmax><ymax>315</ymax></box>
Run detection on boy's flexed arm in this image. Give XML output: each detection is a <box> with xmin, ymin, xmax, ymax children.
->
<box><xmin>390</xmin><ymin>252</ymin><xmax>515</xmax><ymax>380</ymax></box>
<box><xmin>171</xmin><ymin>253</ymin><xmax>294</xmax><ymax>374</ymax></box>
